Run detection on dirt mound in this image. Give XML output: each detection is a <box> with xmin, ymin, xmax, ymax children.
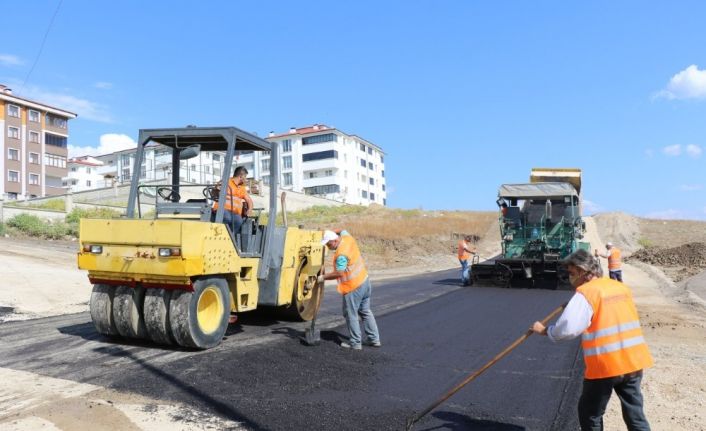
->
<box><xmin>592</xmin><ymin>212</ymin><xmax>641</xmax><ymax>253</ymax></box>
<box><xmin>627</xmin><ymin>242</ymin><xmax>706</xmax><ymax>281</ymax></box>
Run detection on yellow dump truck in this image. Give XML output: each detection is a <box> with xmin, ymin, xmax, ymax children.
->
<box><xmin>78</xmin><ymin>127</ymin><xmax>324</xmax><ymax>349</ymax></box>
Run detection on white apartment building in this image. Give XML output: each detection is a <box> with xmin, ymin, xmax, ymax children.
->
<box><xmin>94</xmin><ymin>145</ymin><xmax>226</xmax><ymax>186</ymax></box>
<box><xmin>241</xmin><ymin>125</ymin><xmax>386</xmax><ymax>206</ymax></box>
<box><xmin>64</xmin><ymin>156</ymin><xmax>105</xmax><ymax>192</ymax></box>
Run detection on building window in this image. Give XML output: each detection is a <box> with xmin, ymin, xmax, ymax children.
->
<box><xmin>45</xmin><ymin>153</ymin><xmax>67</xmax><ymax>168</ymax></box>
<box><xmin>8</xmin><ymin>170</ymin><xmax>20</xmax><ymax>182</ymax></box>
<box><xmin>71</xmin><ymin>167</ymin><xmax>77</xmax><ymax>172</ymax></box>
<box><xmin>86</xmin><ymin>167</ymin><xmax>92</xmax><ymax>174</ymax></box>
<box><xmin>29</xmin><ymin>131</ymin><xmax>40</xmax><ymax>143</ymax></box>
<box><xmin>361</xmin><ymin>190</ymin><xmax>368</xmax><ymax>198</ymax></box>
<box><xmin>302</xmin><ymin>133</ymin><xmax>336</xmax><ymax>145</ymax></box>
<box><xmin>383</xmin><ymin>198</ymin><xmax>387</xmax><ymax>206</ymax></box>
<box><xmin>7</xmin><ymin>104</ymin><xmax>20</xmax><ymax>118</ymax></box>
<box><xmin>29</xmin><ymin>110</ymin><xmax>40</xmax><ymax>122</ymax></box>
<box><xmin>122</xmin><ymin>168</ymin><xmax>131</xmax><ymax>181</ymax></box>
<box><xmin>283</xmin><ymin>172</ymin><xmax>292</xmax><ymax>186</ymax></box>
<box><xmin>45</xmin><ymin>133</ymin><xmax>67</xmax><ymax>148</ymax></box>
<box><xmin>380</xmin><ymin>155</ymin><xmax>384</xmax><ymax>163</ymax></box>
<box><xmin>8</xmin><ymin>148</ymin><xmax>20</xmax><ymax>161</ymax></box>
<box><xmin>302</xmin><ymin>150</ymin><xmax>338</xmax><ymax>162</ymax></box>
<box><xmin>86</xmin><ymin>180</ymin><xmax>92</xmax><ymax>187</ymax></box>
<box><xmin>369</xmin><ymin>177</ymin><xmax>375</xmax><ymax>185</ymax></box>
<box><xmin>368</xmin><ymin>147</ymin><xmax>372</xmax><ymax>155</ymax></box>
<box><xmin>382</xmin><ymin>184</ymin><xmax>386</xmax><ymax>191</ymax></box>
<box><xmin>205</xmin><ymin>165</ymin><xmax>210</xmax><ymax>174</ymax></box>
<box><xmin>304</xmin><ymin>184</ymin><xmax>340</xmax><ymax>195</ymax></box>
<box><xmin>7</xmin><ymin>192</ymin><xmax>18</xmax><ymax>200</ymax></box>
<box><xmin>29</xmin><ymin>173</ymin><xmax>40</xmax><ymax>185</ymax></box>
<box><xmin>325</xmin><ymin>169</ymin><xmax>333</xmax><ymax>176</ymax></box>
<box><xmin>8</xmin><ymin>127</ymin><xmax>19</xmax><ymax>139</ymax></box>
<box><xmin>214</xmin><ymin>167</ymin><xmax>221</xmax><ymax>177</ymax></box>
<box><xmin>261</xmin><ymin>158</ymin><xmax>270</xmax><ymax>172</ymax></box>
<box><xmin>212</xmin><ymin>153</ymin><xmax>221</xmax><ymax>162</ymax></box>
<box><xmin>262</xmin><ymin>175</ymin><xmax>270</xmax><ymax>186</ymax></box>
<box><xmin>368</xmin><ymin>162</ymin><xmax>374</xmax><ymax>170</ymax></box>
<box><xmin>359</xmin><ymin>143</ymin><xmax>365</xmax><ymax>152</ymax></box>
<box><xmin>370</xmin><ymin>192</ymin><xmax>375</xmax><ymax>201</ymax></box>
<box><xmin>382</xmin><ymin>170</ymin><xmax>385</xmax><ymax>178</ymax></box>
<box><xmin>283</xmin><ymin>156</ymin><xmax>292</xmax><ymax>169</ymax></box>
<box><xmin>29</xmin><ymin>152</ymin><xmax>40</xmax><ymax>164</ymax></box>
<box><xmin>360</xmin><ymin>159</ymin><xmax>366</xmax><ymax>167</ymax></box>
<box><xmin>281</xmin><ymin>139</ymin><xmax>292</xmax><ymax>152</ymax></box>
<box><xmin>191</xmin><ymin>164</ymin><xmax>196</xmax><ymax>171</ymax></box>
<box><xmin>46</xmin><ymin>114</ymin><xmax>67</xmax><ymax>129</ymax></box>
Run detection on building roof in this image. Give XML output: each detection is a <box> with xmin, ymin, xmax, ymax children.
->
<box><xmin>0</xmin><ymin>84</ymin><xmax>78</xmax><ymax>118</ymax></box>
<box><xmin>267</xmin><ymin>124</ymin><xmax>384</xmax><ymax>153</ymax></box>
<box><xmin>68</xmin><ymin>157</ymin><xmax>104</xmax><ymax>167</ymax></box>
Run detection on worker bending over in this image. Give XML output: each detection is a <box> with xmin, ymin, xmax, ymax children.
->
<box><xmin>532</xmin><ymin>249</ymin><xmax>652</xmax><ymax>430</ymax></box>
<box><xmin>212</xmin><ymin>166</ymin><xmax>253</xmax><ymax>233</ymax></box>
<box><xmin>320</xmin><ymin>229</ymin><xmax>381</xmax><ymax>350</ymax></box>
<box><xmin>595</xmin><ymin>241</ymin><xmax>622</xmax><ymax>282</ymax></box>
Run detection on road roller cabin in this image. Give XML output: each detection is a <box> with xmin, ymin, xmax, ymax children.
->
<box><xmin>78</xmin><ymin>127</ymin><xmax>324</xmax><ymax>349</ymax></box>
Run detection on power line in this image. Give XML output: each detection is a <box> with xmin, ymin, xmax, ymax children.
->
<box><xmin>18</xmin><ymin>0</ymin><xmax>64</xmax><ymax>96</ymax></box>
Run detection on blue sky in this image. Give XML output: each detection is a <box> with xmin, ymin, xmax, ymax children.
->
<box><xmin>2</xmin><ymin>1</ymin><xmax>706</xmax><ymax>219</ymax></box>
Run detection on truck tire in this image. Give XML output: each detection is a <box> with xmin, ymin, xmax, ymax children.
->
<box><xmin>113</xmin><ymin>285</ymin><xmax>147</xmax><ymax>339</ymax></box>
<box><xmin>169</xmin><ymin>277</ymin><xmax>230</xmax><ymax>349</ymax></box>
<box><xmin>144</xmin><ymin>288</ymin><xmax>174</xmax><ymax>345</ymax></box>
<box><xmin>90</xmin><ymin>284</ymin><xmax>118</xmax><ymax>336</ymax></box>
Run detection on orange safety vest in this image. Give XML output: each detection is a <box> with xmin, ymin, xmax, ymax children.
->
<box><xmin>608</xmin><ymin>248</ymin><xmax>622</xmax><ymax>271</ymax></box>
<box><xmin>333</xmin><ymin>234</ymin><xmax>369</xmax><ymax>295</ymax></box>
<box><xmin>458</xmin><ymin>240</ymin><xmax>471</xmax><ymax>261</ymax></box>
<box><xmin>577</xmin><ymin>278</ymin><xmax>653</xmax><ymax>379</ymax></box>
<box><xmin>212</xmin><ymin>178</ymin><xmax>247</xmax><ymax>215</ymax></box>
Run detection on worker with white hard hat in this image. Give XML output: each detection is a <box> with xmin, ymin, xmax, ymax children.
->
<box><xmin>595</xmin><ymin>241</ymin><xmax>623</xmax><ymax>282</ymax></box>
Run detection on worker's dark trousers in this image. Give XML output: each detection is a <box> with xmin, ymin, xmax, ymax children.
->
<box><xmin>609</xmin><ymin>270</ymin><xmax>623</xmax><ymax>282</ymax></box>
<box><xmin>578</xmin><ymin>370</ymin><xmax>650</xmax><ymax>431</ymax></box>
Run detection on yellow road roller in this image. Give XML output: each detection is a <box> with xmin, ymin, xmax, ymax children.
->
<box><xmin>78</xmin><ymin>127</ymin><xmax>324</xmax><ymax>349</ymax></box>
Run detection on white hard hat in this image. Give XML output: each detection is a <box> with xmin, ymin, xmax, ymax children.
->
<box><xmin>321</xmin><ymin>230</ymin><xmax>338</xmax><ymax>246</ymax></box>
<box><xmin>606</xmin><ymin>242</ymin><xmax>613</xmax><ymax>248</ymax></box>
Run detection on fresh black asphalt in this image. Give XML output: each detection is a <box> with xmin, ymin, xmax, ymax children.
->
<box><xmin>0</xmin><ymin>269</ymin><xmax>582</xmax><ymax>430</ymax></box>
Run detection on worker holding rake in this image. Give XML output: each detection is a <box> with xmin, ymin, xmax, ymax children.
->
<box><xmin>532</xmin><ymin>249</ymin><xmax>652</xmax><ymax>430</ymax></box>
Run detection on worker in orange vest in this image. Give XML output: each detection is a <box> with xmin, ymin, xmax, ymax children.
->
<box><xmin>595</xmin><ymin>241</ymin><xmax>622</xmax><ymax>282</ymax></box>
<box><xmin>320</xmin><ymin>229</ymin><xmax>381</xmax><ymax>350</ymax></box>
<box><xmin>531</xmin><ymin>249</ymin><xmax>652</xmax><ymax>430</ymax></box>
<box><xmin>212</xmin><ymin>166</ymin><xmax>253</xmax><ymax>233</ymax></box>
<box><xmin>458</xmin><ymin>235</ymin><xmax>477</xmax><ymax>286</ymax></box>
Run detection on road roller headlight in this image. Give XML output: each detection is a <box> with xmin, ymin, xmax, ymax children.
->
<box><xmin>159</xmin><ymin>247</ymin><xmax>181</xmax><ymax>257</ymax></box>
<box><xmin>83</xmin><ymin>244</ymin><xmax>103</xmax><ymax>254</ymax></box>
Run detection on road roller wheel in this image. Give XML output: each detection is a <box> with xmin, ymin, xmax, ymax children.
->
<box><xmin>113</xmin><ymin>285</ymin><xmax>147</xmax><ymax>339</ymax></box>
<box><xmin>90</xmin><ymin>284</ymin><xmax>118</xmax><ymax>336</ymax></box>
<box><xmin>282</xmin><ymin>258</ymin><xmax>324</xmax><ymax>321</ymax></box>
<box><xmin>144</xmin><ymin>288</ymin><xmax>174</xmax><ymax>345</ymax></box>
<box><xmin>169</xmin><ymin>277</ymin><xmax>230</xmax><ymax>349</ymax></box>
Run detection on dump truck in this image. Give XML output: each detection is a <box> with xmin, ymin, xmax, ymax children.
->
<box><xmin>78</xmin><ymin>127</ymin><xmax>324</xmax><ymax>349</ymax></box>
<box><xmin>471</xmin><ymin>168</ymin><xmax>590</xmax><ymax>289</ymax></box>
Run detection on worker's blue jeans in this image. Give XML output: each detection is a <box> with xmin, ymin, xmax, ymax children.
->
<box><xmin>212</xmin><ymin>210</ymin><xmax>243</xmax><ymax>234</ymax></box>
<box><xmin>578</xmin><ymin>370</ymin><xmax>650</xmax><ymax>431</ymax></box>
<box><xmin>342</xmin><ymin>278</ymin><xmax>380</xmax><ymax>347</ymax></box>
<box><xmin>609</xmin><ymin>270</ymin><xmax>623</xmax><ymax>282</ymax></box>
<box><xmin>459</xmin><ymin>259</ymin><xmax>470</xmax><ymax>285</ymax></box>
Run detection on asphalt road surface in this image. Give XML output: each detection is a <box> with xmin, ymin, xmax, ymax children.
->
<box><xmin>0</xmin><ymin>269</ymin><xmax>582</xmax><ymax>430</ymax></box>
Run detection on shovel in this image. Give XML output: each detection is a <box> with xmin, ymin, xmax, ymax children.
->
<box><xmin>302</xmin><ymin>273</ymin><xmax>324</xmax><ymax>346</ymax></box>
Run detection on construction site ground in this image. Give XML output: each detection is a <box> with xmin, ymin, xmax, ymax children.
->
<box><xmin>1</xmin><ymin>212</ymin><xmax>705</xmax><ymax>430</ymax></box>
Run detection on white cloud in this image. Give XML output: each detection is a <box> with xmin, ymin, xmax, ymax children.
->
<box><xmin>0</xmin><ymin>54</ymin><xmax>24</xmax><ymax>66</ymax></box>
<box><xmin>655</xmin><ymin>65</ymin><xmax>706</xmax><ymax>100</ymax></box>
<box><xmin>69</xmin><ymin>133</ymin><xmax>136</xmax><ymax>158</ymax></box>
<box><xmin>679</xmin><ymin>184</ymin><xmax>702</xmax><ymax>191</ymax></box>
<box><xmin>662</xmin><ymin>144</ymin><xmax>681</xmax><ymax>156</ymax></box>
<box><xmin>582</xmin><ymin>199</ymin><xmax>603</xmax><ymax>214</ymax></box>
<box><xmin>21</xmin><ymin>85</ymin><xmax>113</xmax><ymax>123</ymax></box>
<box><xmin>93</xmin><ymin>81</ymin><xmax>113</xmax><ymax>90</ymax></box>
<box><xmin>686</xmin><ymin>144</ymin><xmax>702</xmax><ymax>158</ymax></box>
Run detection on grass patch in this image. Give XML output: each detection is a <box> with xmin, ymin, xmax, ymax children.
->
<box><xmin>22</xmin><ymin>199</ymin><xmax>65</xmax><ymax>211</ymax></box>
<box><xmin>637</xmin><ymin>237</ymin><xmax>654</xmax><ymax>248</ymax></box>
<box><xmin>0</xmin><ymin>221</ymin><xmax>5</xmax><ymax>236</ymax></box>
<box><xmin>6</xmin><ymin>214</ymin><xmax>71</xmax><ymax>239</ymax></box>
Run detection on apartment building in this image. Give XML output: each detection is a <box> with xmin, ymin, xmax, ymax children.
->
<box><xmin>242</xmin><ymin>125</ymin><xmax>386</xmax><ymax>206</ymax></box>
<box><xmin>94</xmin><ymin>145</ymin><xmax>225</xmax><ymax>186</ymax></box>
<box><xmin>64</xmin><ymin>156</ymin><xmax>106</xmax><ymax>192</ymax></box>
<box><xmin>0</xmin><ymin>84</ymin><xmax>77</xmax><ymax>200</ymax></box>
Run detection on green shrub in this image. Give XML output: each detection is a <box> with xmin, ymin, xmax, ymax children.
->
<box><xmin>6</xmin><ymin>213</ymin><xmax>71</xmax><ymax>239</ymax></box>
<box><xmin>0</xmin><ymin>222</ymin><xmax>5</xmax><ymax>236</ymax></box>
<box><xmin>637</xmin><ymin>237</ymin><xmax>653</xmax><ymax>248</ymax></box>
<box><xmin>66</xmin><ymin>207</ymin><xmax>122</xmax><ymax>224</ymax></box>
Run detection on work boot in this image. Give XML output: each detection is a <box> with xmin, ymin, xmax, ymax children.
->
<box><xmin>340</xmin><ymin>341</ymin><xmax>362</xmax><ymax>350</ymax></box>
<box><xmin>363</xmin><ymin>340</ymin><xmax>381</xmax><ymax>347</ymax></box>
